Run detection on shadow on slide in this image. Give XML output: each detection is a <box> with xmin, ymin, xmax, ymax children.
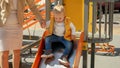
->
<box><xmin>31</xmin><ymin>31</ymin><xmax>84</xmax><ymax>68</ymax></box>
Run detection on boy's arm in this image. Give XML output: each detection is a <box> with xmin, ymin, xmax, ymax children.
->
<box><xmin>70</xmin><ymin>22</ymin><xmax>76</xmax><ymax>40</ymax></box>
<box><xmin>46</xmin><ymin>21</ymin><xmax>50</xmax><ymax>28</ymax></box>
<box><xmin>26</xmin><ymin>0</ymin><xmax>43</xmax><ymax>24</ymax></box>
<box><xmin>41</xmin><ymin>20</ymin><xmax>50</xmax><ymax>28</ymax></box>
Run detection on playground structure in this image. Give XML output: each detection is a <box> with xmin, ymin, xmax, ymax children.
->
<box><xmin>86</xmin><ymin>0</ymin><xmax>115</xmax><ymax>56</ymax></box>
<box><xmin>19</xmin><ymin>0</ymin><xmax>115</xmax><ymax>68</ymax></box>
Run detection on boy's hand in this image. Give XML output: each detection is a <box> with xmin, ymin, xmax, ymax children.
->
<box><xmin>41</xmin><ymin>19</ymin><xmax>46</xmax><ymax>28</ymax></box>
<box><xmin>71</xmin><ymin>35</ymin><xmax>77</xmax><ymax>48</ymax></box>
<box><xmin>71</xmin><ymin>35</ymin><xmax>76</xmax><ymax>41</ymax></box>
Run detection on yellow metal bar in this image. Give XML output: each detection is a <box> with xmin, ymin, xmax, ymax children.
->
<box><xmin>88</xmin><ymin>2</ymin><xmax>98</xmax><ymax>33</ymax></box>
<box><xmin>88</xmin><ymin>2</ymin><xmax>93</xmax><ymax>32</ymax></box>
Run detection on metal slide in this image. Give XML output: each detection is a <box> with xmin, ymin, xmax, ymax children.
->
<box><xmin>39</xmin><ymin>48</ymin><xmax>76</xmax><ymax>68</ymax></box>
<box><xmin>31</xmin><ymin>31</ymin><xmax>84</xmax><ymax>68</ymax></box>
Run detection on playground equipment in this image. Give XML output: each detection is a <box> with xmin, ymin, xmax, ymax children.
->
<box><xmin>21</xmin><ymin>0</ymin><xmax>45</xmax><ymax>54</ymax></box>
<box><xmin>31</xmin><ymin>0</ymin><xmax>85</xmax><ymax>68</ymax></box>
<box><xmin>87</xmin><ymin>0</ymin><xmax>115</xmax><ymax>56</ymax></box>
<box><xmin>86</xmin><ymin>0</ymin><xmax>115</xmax><ymax>56</ymax></box>
<box><xmin>32</xmin><ymin>31</ymin><xmax>84</xmax><ymax>68</ymax></box>
<box><xmin>20</xmin><ymin>0</ymin><xmax>114</xmax><ymax>68</ymax></box>
<box><xmin>84</xmin><ymin>0</ymin><xmax>114</xmax><ymax>68</ymax></box>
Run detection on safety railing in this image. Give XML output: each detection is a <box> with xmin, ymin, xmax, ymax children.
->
<box><xmin>84</xmin><ymin>0</ymin><xmax>114</xmax><ymax>43</ymax></box>
<box><xmin>84</xmin><ymin>0</ymin><xmax>114</xmax><ymax>68</ymax></box>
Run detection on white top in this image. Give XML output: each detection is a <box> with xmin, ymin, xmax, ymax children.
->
<box><xmin>0</xmin><ymin>0</ymin><xmax>22</xmax><ymax>51</ymax></box>
<box><xmin>46</xmin><ymin>21</ymin><xmax>76</xmax><ymax>36</ymax></box>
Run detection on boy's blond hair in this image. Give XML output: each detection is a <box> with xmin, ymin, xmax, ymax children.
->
<box><xmin>53</xmin><ymin>2</ymin><xmax>65</xmax><ymax>14</ymax></box>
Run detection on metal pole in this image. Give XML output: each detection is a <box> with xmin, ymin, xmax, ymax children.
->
<box><xmin>83</xmin><ymin>50</ymin><xmax>87</xmax><ymax>68</ymax></box>
<box><xmin>104</xmin><ymin>2</ymin><xmax>108</xmax><ymax>38</ymax></box>
<box><xmin>92</xmin><ymin>1</ymin><xmax>97</xmax><ymax>40</ymax></box>
<box><xmin>91</xmin><ymin>43</ymin><xmax>95</xmax><ymax>68</ymax></box>
<box><xmin>91</xmin><ymin>1</ymin><xmax>96</xmax><ymax>68</ymax></box>
<box><xmin>98</xmin><ymin>2</ymin><xmax>102</xmax><ymax>39</ymax></box>
<box><xmin>84</xmin><ymin>0</ymin><xmax>89</xmax><ymax>42</ymax></box>
<box><xmin>83</xmin><ymin>0</ymin><xmax>89</xmax><ymax>67</ymax></box>
<box><xmin>45</xmin><ymin>0</ymin><xmax>51</xmax><ymax>21</ymax></box>
<box><xmin>109</xmin><ymin>2</ymin><xmax>114</xmax><ymax>40</ymax></box>
<box><xmin>83</xmin><ymin>42</ymin><xmax>88</xmax><ymax>68</ymax></box>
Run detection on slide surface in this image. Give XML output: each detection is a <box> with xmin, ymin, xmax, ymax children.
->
<box><xmin>32</xmin><ymin>31</ymin><xmax>84</xmax><ymax>68</ymax></box>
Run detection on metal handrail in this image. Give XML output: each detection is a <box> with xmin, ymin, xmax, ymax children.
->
<box><xmin>84</xmin><ymin>0</ymin><xmax>114</xmax><ymax>43</ymax></box>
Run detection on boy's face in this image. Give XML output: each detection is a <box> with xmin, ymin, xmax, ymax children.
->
<box><xmin>54</xmin><ymin>12</ymin><xmax>65</xmax><ymax>23</ymax></box>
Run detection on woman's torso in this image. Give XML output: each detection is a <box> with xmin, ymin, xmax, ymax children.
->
<box><xmin>5</xmin><ymin>0</ymin><xmax>18</xmax><ymax>26</ymax></box>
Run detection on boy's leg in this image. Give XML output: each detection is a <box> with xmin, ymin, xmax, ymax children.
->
<box><xmin>41</xmin><ymin>35</ymin><xmax>59</xmax><ymax>58</ymax></box>
<box><xmin>44</xmin><ymin>36</ymin><xmax>52</xmax><ymax>51</ymax></box>
<box><xmin>58</xmin><ymin>38</ymin><xmax>72</xmax><ymax>67</ymax></box>
<box><xmin>45</xmin><ymin>35</ymin><xmax>60</xmax><ymax>51</ymax></box>
<box><xmin>61</xmin><ymin>39</ymin><xmax>72</xmax><ymax>56</ymax></box>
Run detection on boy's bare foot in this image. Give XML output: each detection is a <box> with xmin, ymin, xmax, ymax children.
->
<box><xmin>41</xmin><ymin>50</ymin><xmax>53</xmax><ymax>58</ymax></box>
<box><xmin>45</xmin><ymin>56</ymin><xmax>55</xmax><ymax>64</ymax></box>
<box><xmin>58</xmin><ymin>55</ymin><xmax>70</xmax><ymax>67</ymax></box>
<box><xmin>41</xmin><ymin>53</ymin><xmax>54</xmax><ymax>58</ymax></box>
